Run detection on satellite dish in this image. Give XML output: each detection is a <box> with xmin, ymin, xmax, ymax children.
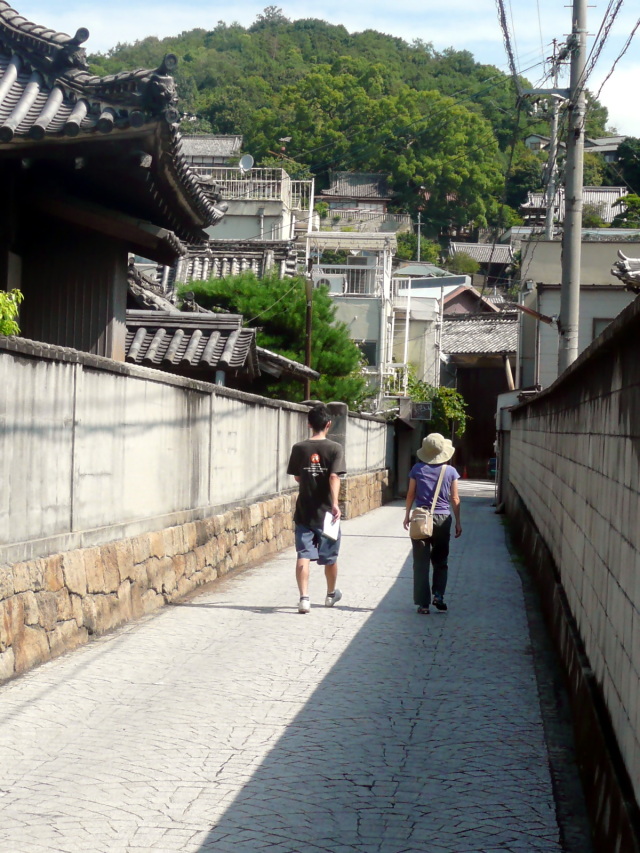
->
<box><xmin>239</xmin><ymin>154</ymin><xmax>254</xmax><ymax>174</ymax></box>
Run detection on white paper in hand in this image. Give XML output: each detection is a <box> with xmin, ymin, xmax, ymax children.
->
<box><xmin>323</xmin><ymin>511</ymin><xmax>340</xmax><ymax>541</ymax></box>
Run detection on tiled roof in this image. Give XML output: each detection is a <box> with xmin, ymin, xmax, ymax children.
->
<box><xmin>450</xmin><ymin>243</ymin><xmax>513</xmax><ymax>264</ymax></box>
<box><xmin>322</xmin><ymin>172</ymin><xmax>391</xmax><ymax>199</ymax></box>
<box><xmin>126</xmin><ymin>310</ymin><xmax>258</xmax><ymax>377</ymax></box>
<box><xmin>442</xmin><ymin>315</ymin><xmax>518</xmax><ymax>355</ymax></box>
<box><xmin>181</xmin><ymin>135</ymin><xmax>243</xmax><ymax>158</ymax></box>
<box><xmin>394</xmin><ymin>263</ymin><xmax>448</xmax><ymax>277</ymax></box>
<box><xmin>174</xmin><ymin>239</ymin><xmax>298</xmax><ymax>285</ymax></box>
<box><xmin>0</xmin><ymin>2</ymin><xmax>225</xmax><ymax>238</ymax></box>
<box><xmin>521</xmin><ymin>186</ymin><xmax>627</xmax><ymax>225</ymax></box>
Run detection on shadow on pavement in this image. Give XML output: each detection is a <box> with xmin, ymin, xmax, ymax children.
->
<box><xmin>192</xmin><ymin>496</ymin><xmax>577</xmax><ymax>853</ymax></box>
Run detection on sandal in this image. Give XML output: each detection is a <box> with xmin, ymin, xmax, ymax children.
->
<box><xmin>417</xmin><ymin>606</ymin><xmax>430</xmax><ymax>615</ymax></box>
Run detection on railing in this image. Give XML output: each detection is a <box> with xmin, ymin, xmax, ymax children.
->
<box><xmin>291</xmin><ymin>180</ymin><xmax>313</xmax><ymax>210</ymax></box>
<box><xmin>190</xmin><ymin>167</ymin><xmax>292</xmax><ymax>205</ymax></box>
<box><xmin>322</xmin><ymin>210</ymin><xmax>413</xmax><ymax>233</ymax></box>
<box><xmin>314</xmin><ymin>264</ymin><xmax>379</xmax><ymax>296</ymax></box>
<box><xmin>381</xmin><ymin>364</ymin><xmax>409</xmax><ymax>397</ymax></box>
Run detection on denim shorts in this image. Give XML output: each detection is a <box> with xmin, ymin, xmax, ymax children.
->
<box><xmin>295</xmin><ymin>524</ymin><xmax>341</xmax><ymax>565</ymax></box>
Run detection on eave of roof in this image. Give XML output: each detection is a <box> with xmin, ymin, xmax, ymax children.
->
<box><xmin>441</xmin><ymin>314</ymin><xmax>519</xmax><ymax>355</ymax></box>
<box><xmin>126</xmin><ymin>309</ymin><xmax>258</xmax><ymax>377</ymax></box>
<box><xmin>0</xmin><ymin>2</ymin><xmax>224</xmax><ymax>238</ymax></box>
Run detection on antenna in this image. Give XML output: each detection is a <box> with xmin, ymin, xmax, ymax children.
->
<box><xmin>239</xmin><ymin>154</ymin><xmax>254</xmax><ymax>174</ymax></box>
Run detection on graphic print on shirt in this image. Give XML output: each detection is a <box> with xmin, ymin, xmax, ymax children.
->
<box><xmin>305</xmin><ymin>452</ymin><xmax>326</xmax><ymax>478</ymax></box>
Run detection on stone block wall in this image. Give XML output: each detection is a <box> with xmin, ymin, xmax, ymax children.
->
<box><xmin>506</xmin><ymin>294</ymin><xmax>640</xmax><ymax>849</ymax></box>
<box><xmin>340</xmin><ymin>470</ymin><xmax>392</xmax><ymax>519</ymax></box>
<box><xmin>1</xmin><ymin>471</ymin><xmax>390</xmax><ymax>683</ymax></box>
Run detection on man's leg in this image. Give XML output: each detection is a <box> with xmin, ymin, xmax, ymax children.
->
<box><xmin>324</xmin><ymin>561</ymin><xmax>338</xmax><ymax>595</ymax></box>
<box><xmin>296</xmin><ymin>558</ymin><xmax>311</xmax><ymax>597</ymax></box>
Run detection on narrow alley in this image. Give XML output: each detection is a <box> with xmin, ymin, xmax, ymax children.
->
<box><xmin>0</xmin><ymin>484</ymin><xmax>592</xmax><ymax>853</ymax></box>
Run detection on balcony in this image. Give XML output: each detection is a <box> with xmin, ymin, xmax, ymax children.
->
<box><xmin>313</xmin><ymin>264</ymin><xmax>380</xmax><ymax>297</ymax></box>
<box><xmin>321</xmin><ymin>209</ymin><xmax>412</xmax><ymax>233</ymax></box>
<box><xmin>190</xmin><ymin>167</ymin><xmax>293</xmax><ymax>205</ymax></box>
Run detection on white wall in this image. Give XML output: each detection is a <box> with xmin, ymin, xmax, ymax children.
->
<box><xmin>0</xmin><ymin>339</ymin><xmax>390</xmax><ymax>565</ymax></box>
<box><xmin>508</xmin><ymin>293</ymin><xmax>640</xmax><ymax>805</ymax></box>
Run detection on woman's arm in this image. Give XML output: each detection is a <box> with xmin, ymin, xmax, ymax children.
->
<box><xmin>450</xmin><ymin>478</ymin><xmax>462</xmax><ymax>537</ymax></box>
<box><xmin>403</xmin><ymin>478</ymin><xmax>417</xmax><ymax>530</ymax></box>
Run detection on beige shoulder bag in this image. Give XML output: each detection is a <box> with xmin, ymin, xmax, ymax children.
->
<box><xmin>409</xmin><ymin>464</ymin><xmax>447</xmax><ymax>540</ymax></box>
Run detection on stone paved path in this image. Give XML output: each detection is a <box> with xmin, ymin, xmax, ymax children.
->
<box><xmin>0</xmin><ymin>484</ymin><xmax>589</xmax><ymax>852</ymax></box>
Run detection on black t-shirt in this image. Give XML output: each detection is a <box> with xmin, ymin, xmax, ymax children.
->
<box><xmin>287</xmin><ymin>438</ymin><xmax>347</xmax><ymax>528</ymax></box>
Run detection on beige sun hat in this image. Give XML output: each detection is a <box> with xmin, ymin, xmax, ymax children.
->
<box><xmin>416</xmin><ymin>433</ymin><xmax>455</xmax><ymax>465</ymax></box>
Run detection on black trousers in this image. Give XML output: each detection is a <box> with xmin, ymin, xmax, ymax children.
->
<box><xmin>411</xmin><ymin>514</ymin><xmax>452</xmax><ymax>607</ymax></box>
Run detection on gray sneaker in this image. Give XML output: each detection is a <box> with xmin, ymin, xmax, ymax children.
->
<box><xmin>325</xmin><ymin>589</ymin><xmax>342</xmax><ymax>607</ymax></box>
<box><xmin>298</xmin><ymin>597</ymin><xmax>310</xmax><ymax>614</ymax></box>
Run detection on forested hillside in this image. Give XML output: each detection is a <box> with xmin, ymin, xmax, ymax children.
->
<box><xmin>89</xmin><ymin>6</ymin><xmax>610</xmax><ymax>232</ymax></box>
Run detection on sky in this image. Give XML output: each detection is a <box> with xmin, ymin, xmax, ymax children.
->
<box><xmin>13</xmin><ymin>0</ymin><xmax>640</xmax><ymax>135</ymax></box>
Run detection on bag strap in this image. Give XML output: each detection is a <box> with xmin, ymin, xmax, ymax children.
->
<box><xmin>430</xmin><ymin>464</ymin><xmax>447</xmax><ymax>514</ymax></box>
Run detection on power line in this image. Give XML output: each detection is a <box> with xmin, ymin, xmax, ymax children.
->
<box><xmin>592</xmin><ymin>15</ymin><xmax>640</xmax><ymax>102</ymax></box>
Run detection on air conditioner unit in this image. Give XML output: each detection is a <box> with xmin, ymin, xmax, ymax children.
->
<box><xmin>313</xmin><ymin>274</ymin><xmax>346</xmax><ymax>294</ymax></box>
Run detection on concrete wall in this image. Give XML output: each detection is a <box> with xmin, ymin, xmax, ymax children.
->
<box><xmin>521</xmin><ymin>239</ymin><xmax>640</xmax><ymax>285</ymax></box>
<box><xmin>0</xmin><ymin>336</ymin><xmax>392</xmax><ymax>682</ymax></box>
<box><xmin>0</xmin><ymin>337</ymin><xmax>389</xmax><ymax>566</ymax></box>
<box><xmin>505</xmin><ymin>293</ymin><xmax>640</xmax><ymax>850</ymax></box>
<box><xmin>520</xmin><ymin>284</ymin><xmax>636</xmax><ymax>389</ymax></box>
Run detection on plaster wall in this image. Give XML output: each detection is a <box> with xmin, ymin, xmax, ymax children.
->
<box><xmin>507</xmin><ymin>293</ymin><xmax>640</xmax><ymax>808</ymax></box>
<box><xmin>521</xmin><ymin>286</ymin><xmax>636</xmax><ymax>389</ymax></box>
<box><xmin>521</xmin><ymin>239</ymin><xmax>640</xmax><ymax>285</ymax></box>
<box><xmin>0</xmin><ymin>338</ymin><xmax>389</xmax><ymax>567</ymax></box>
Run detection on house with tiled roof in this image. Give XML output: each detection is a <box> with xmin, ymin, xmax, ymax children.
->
<box><xmin>319</xmin><ymin>172</ymin><xmax>411</xmax><ymax>234</ymax></box>
<box><xmin>441</xmin><ymin>311</ymin><xmax>519</xmax><ymax>478</ymax></box>
<box><xmin>180</xmin><ymin>134</ymin><xmax>243</xmax><ymax>167</ymax></box>
<box><xmin>449</xmin><ymin>242</ymin><xmax>514</xmax><ymax>288</ymax></box>
<box><xmin>0</xmin><ymin>2</ymin><xmax>224</xmax><ymax>360</ymax></box>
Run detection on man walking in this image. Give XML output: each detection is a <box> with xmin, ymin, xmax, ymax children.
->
<box><xmin>287</xmin><ymin>404</ymin><xmax>346</xmax><ymax>613</ymax></box>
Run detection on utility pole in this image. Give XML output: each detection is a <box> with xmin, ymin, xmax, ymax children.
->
<box><xmin>544</xmin><ymin>41</ymin><xmax>561</xmax><ymax>240</ymax></box>
<box><xmin>416</xmin><ymin>212</ymin><xmax>421</xmax><ymax>262</ymax></box>
<box><xmin>304</xmin><ymin>261</ymin><xmax>313</xmax><ymax>399</ymax></box>
<box><xmin>558</xmin><ymin>0</ymin><xmax>587</xmax><ymax>373</ymax></box>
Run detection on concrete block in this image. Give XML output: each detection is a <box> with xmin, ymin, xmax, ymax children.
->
<box><xmin>114</xmin><ymin>540</ymin><xmax>134</xmax><ymax>581</ymax></box>
<box><xmin>13</xmin><ymin>625</ymin><xmax>49</xmax><ymax>673</ymax></box>
<box><xmin>48</xmin><ymin>621</ymin><xmax>86</xmax><ymax>658</ymax></box>
<box><xmin>70</xmin><ymin>593</ymin><xmax>83</xmax><ymax>627</ymax></box>
<box><xmin>54</xmin><ymin>588</ymin><xmax>73</xmax><ymax>622</ymax></box>
<box><xmin>62</xmin><ymin>551</ymin><xmax>87</xmax><ymax>596</ymax></box>
<box><xmin>148</xmin><ymin>531</ymin><xmax>165</xmax><ymax>559</ymax></box>
<box><xmin>43</xmin><ymin>555</ymin><xmax>64</xmax><ymax>592</ymax></box>
<box><xmin>101</xmin><ymin>547</ymin><xmax>121</xmax><ymax>594</ymax></box>
<box><xmin>132</xmin><ymin>534</ymin><xmax>151</xmax><ymax>564</ymax></box>
<box><xmin>0</xmin><ymin>567</ymin><xmax>14</xmax><ymax>601</ymax></box>
<box><xmin>0</xmin><ymin>595</ymin><xmax>24</xmax><ymax>649</ymax></box>
<box><xmin>18</xmin><ymin>591</ymin><xmax>39</xmax><ymax>626</ymax></box>
<box><xmin>84</xmin><ymin>548</ymin><xmax>105</xmax><ymax>594</ymax></box>
<box><xmin>12</xmin><ymin>561</ymin><xmax>44</xmax><ymax>594</ymax></box>
<box><xmin>0</xmin><ymin>647</ymin><xmax>15</xmax><ymax>681</ymax></box>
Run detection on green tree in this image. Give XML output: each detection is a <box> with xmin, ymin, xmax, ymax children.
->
<box><xmin>504</xmin><ymin>149</ymin><xmax>543</xmax><ymax>208</ymax></box>
<box><xmin>406</xmin><ymin>368</ymin><xmax>468</xmax><ymax>438</ymax></box>
<box><xmin>611</xmin><ymin>194</ymin><xmax>640</xmax><ymax>228</ymax></box>
<box><xmin>0</xmin><ymin>289</ymin><xmax>23</xmax><ymax>336</ymax></box>
<box><xmin>582</xmin><ymin>202</ymin><xmax>606</xmax><ymax>228</ymax></box>
<box><xmin>396</xmin><ymin>232</ymin><xmax>440</xmax><ymax>262</ymax></box>
<box><xmin>179</xmin><ymin>272</ymin><xmax>368</xmax><ymax>406</ymax></box>
<box><xmin>583</xmin><ymin>152</ymin><xmax>605</xmax><ymax>186</ymax></box>
<box><xmin>609</xmin><ymin>138</ymin><xmax>640</xmax><ymax>194</ymax></box>
<box><xmin>445</xmin><ymin>252</ymin><xmax>480</xmax><ymax>276</ymax></box>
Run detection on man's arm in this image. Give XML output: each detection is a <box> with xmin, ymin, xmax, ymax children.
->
<box><xmin>403</xmin><ymin>478</ymin><xmax>417</xmax><ymax>530</ymax></box>
<box><xmin>329</xmin><ymin>473</ymin><xmax>341</xmax><ymax>521</ymax></box>
<box><xmin>450</xmin><ymin>479</ymin><xmax>462</xmax><ymax>537</ymax></box>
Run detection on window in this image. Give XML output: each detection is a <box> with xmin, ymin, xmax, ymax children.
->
<box><xmin>592</xmin><ymin>318</ymin><xmax>613</xmax><ymax>340</ymax></box>
<box><xmin>358</xmin><ymin>341</ymin><xmax>378</xmax><ymax>366</ymax></box>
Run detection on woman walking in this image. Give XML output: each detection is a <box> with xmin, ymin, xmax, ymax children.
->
<box><xmin>403</xmin><ymin>433</ymin><xmax>462</xmax><ymax>614</ymax></box>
